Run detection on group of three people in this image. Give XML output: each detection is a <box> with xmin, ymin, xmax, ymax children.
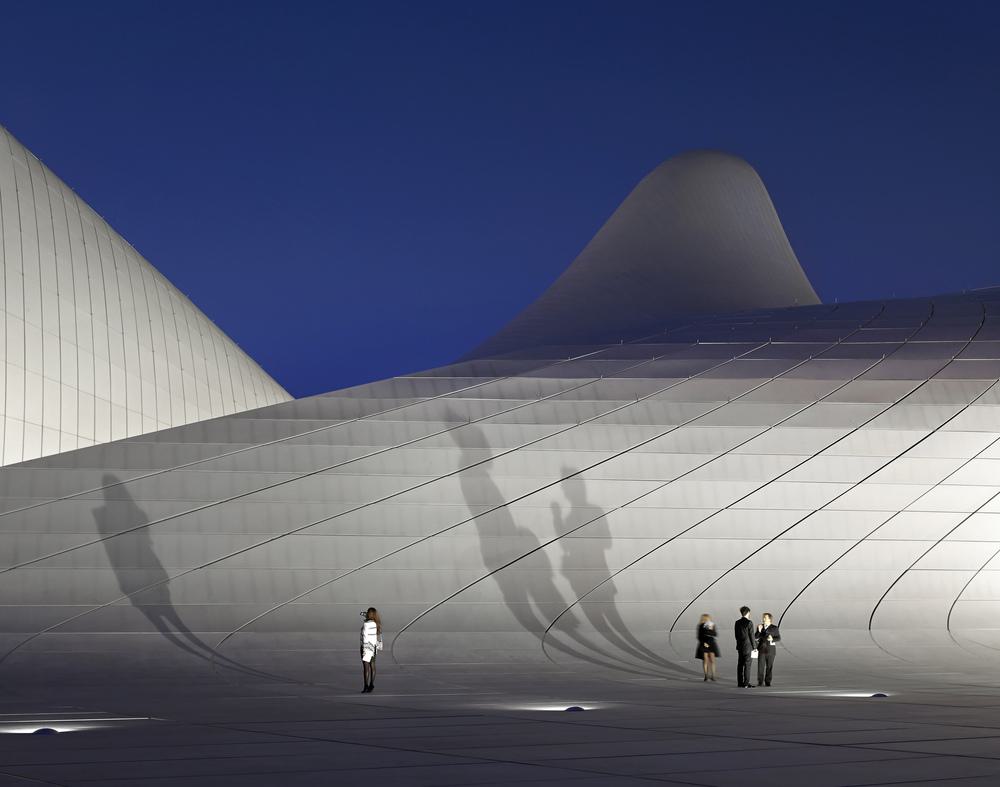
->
<box><xmin>697</xmin><ymin>606</ymin><xmax>780</xmax><ymax>687</ymax></box>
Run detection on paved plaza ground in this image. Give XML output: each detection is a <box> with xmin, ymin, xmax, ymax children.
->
<box><xmin>3</xmin><ymin>655</ymin><xmax>1000</xmax><ymax>786</ymax></box>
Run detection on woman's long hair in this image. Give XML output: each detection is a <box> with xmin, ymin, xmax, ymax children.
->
<box><xmin>366</xmin><ymin>607</ymin><xmax>382</xmax><ymax>635</ymax></box>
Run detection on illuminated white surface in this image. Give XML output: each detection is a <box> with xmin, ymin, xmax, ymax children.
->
<box><xmin>0</xmin><ymin>124</ymin><xmax>290</xmax><ymax>466</ymax></box>
<box><xmin>1</xmin><ymin>150</ymin><xmax>999</xmax><ymax>688</ymax></box>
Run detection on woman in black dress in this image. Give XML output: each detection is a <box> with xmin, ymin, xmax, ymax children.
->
<box><xmin>696</xmin><ymin>613</ymin><xmax>720</xmax><ymax>681</ymax></box>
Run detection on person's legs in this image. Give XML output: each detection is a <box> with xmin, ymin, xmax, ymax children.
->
<box><xmin>362</xmin><ymin>661</ymin><xmax>371</xmax><ymax>691</ymax></box>
<box><xmin>741</xmin><ymin>651</ymin><xmax>755</xmax><ymax>687</ymax></box>
<box><xmin>765</xmin><ymin>651</ymin><xmax>775</xmax><ymax>686</ymax></box>
<box><xmin>736</xmin><ymin>651</ymin><xmax>746</xmax><ymax>686</ymax></box>
<box><xmin>369</xmin><ymin>656</ymin><xmax>376</xmax><ymax>691</ymax></box>
<box><xmin>757</xmin><ymin>651</ymin><xmax>765</xmax><ymax>686</ymax></box>
<box><xmin>705</xmin><ymin>652</ymin><xmax>716</xmax><ymax>680</ymax></box>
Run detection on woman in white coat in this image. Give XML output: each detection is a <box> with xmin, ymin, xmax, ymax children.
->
<box><xmin>360</xmin><ymin>607</ymin><xmax>383</xmax><ymax>693</ymax></box>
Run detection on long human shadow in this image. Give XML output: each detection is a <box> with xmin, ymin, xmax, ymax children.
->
<box><xmin>92</xmin><ymin>473</ymin><xmax>286</xmax><ymax>681</ymax></box>
<box><xmin>448</xmin><ymin>420</ymin><xmax>656</xmax><ymax>672</ymax></box>
<box><xmin>554</xmin><ymin>467</ymin><xmax>679</xmax><ymax>670</ymax></box>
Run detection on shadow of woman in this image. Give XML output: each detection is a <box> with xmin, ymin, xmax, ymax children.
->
<box><xmin>92</xmin><ymin>473</ymin><xmax>288</xmax><ymax>682</ymax></box>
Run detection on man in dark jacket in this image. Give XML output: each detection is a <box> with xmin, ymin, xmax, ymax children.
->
<box><xmin>734</xmin><ymin>605</ymin><xmax>755</xmax><ymax>688</ymax></box>
<box><xmin>756</xmin><ymin>612</ymin><xmax>781</xmax><ymax>686</ymax></box>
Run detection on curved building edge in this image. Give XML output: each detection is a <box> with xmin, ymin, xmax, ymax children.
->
<box><xmin>467</xmin><ymin>150</ymin><xmax>820</xmax><ymax>360</ymax></box>
<box><xmin>0</xmin><ymin>124</ymin><xmax>291</xmax><ymax>466</ymax></box>
<box><xmin>0</xmin><ymin>288</ymin><xmax>999</xmax><ymax>687</ymax></box>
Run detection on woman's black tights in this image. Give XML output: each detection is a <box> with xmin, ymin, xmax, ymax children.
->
<box><xmin>363</xmin><ymin>659</ymin><xmax>376</xmax><ymax>690</ymax></box>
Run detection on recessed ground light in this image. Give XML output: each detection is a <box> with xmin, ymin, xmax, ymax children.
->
<box><xmin>871</xmin><ymin>693</ymin><xmax>888</xmax><ymax>698</ymax></box>
<box><xmin>496</xmin><ymin>703</ymin><xmax>605</xmax><ymax>712</ymax></box>
<box><xmin>0</xmin><ymin>715</ymin><xmax>155</xmax><ymax>734</ymax></box>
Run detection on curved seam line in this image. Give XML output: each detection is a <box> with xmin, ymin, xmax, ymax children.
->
<box><xmin>213</xmin><ymin>340</ymin><xmax>775</xmax><ymax>661</ymax></box>
<box><xmin>535</xmin><ymin>302</ymin><xmax>893</xmax><ymax>655</ymax></box>
<box><xmin>0</xmin><ymin>343</ymin><xmax>713</xmax><ymax>661</ymax></box>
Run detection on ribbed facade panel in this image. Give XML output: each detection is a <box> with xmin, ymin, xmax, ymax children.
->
<box><xmin>3</xmin><ymin>146</ymin><xmax>997</xmax><ymax>687</ymax></box>
<box><xmin>0</xmin><ymin>125</ymin><xmax>290</xmax><ymax>466</ymax></box>
<box><xmin>3</xmin><ymin>292</ymin><xmax>1000</xmax><ymax>683</ymax></box>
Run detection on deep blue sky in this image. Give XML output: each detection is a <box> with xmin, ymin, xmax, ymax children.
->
<box><xmin>2</xmin><ymin>2</ymin><xmax>998</xmax><ymax>397</ymax></box>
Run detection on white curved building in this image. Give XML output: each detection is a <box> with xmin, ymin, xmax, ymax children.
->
<box><xmin>0</xmin><ymin>125</ymin><xmax>290</xmax><ymax>466</ymax></box>
<box><xmin>2</xmin><ymin>149</ymin><xmax>999</xmax><ymax>690</ymax></box>
<box><xmin>468</xmin><ymin>150</ymin><xmax>819</xmax><ymax>359</ymax></box>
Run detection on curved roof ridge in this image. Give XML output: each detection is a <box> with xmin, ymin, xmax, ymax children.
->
<box><xmin>465</xmin><ymin>150</ymin><xmax>819</xmax><ymax>359</ymax></box>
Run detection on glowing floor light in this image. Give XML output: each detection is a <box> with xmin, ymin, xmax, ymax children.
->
<box><xmin>0</xmin><ymin>715</ymin><xmax>153</xmax><ymax>734</ymax></box>
<box><xmin>490</xmin><ymin>702</ymin><xmax>606</xmax><ymax>712</ymax></box>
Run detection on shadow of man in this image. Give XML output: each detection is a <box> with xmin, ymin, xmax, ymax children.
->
<box><xmin>449</xmin><ymin>422</ymin><xmax>565</xmax><ymax>641</ymax></box>
<box><xmin>554</xmin><ymin>467</ymin><xmax>679</xmax><ymax>671</ymax></box>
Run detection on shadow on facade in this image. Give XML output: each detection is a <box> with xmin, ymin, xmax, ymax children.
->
<box><xmin>449</xmin><ymin>419</ymin><xmax>680</xmax><ymax>675</ymax></box>
<box><xmin>554</xmin><ymin>467</ymin><xmax>681</xmax><ymax>672</ymax></box>
<box><xmin>92</xmin><ymin>474</ymin><xmax>279</xmax><ymax>681</ymax></box>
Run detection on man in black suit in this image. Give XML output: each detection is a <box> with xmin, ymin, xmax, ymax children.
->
<box><xmin>756</xmin><ymin>612</ymin><xmax>781</xmax><ymax>686</ymax></box>
<box><xmin>734</xmin><ymin>605</ymin><xmax>755</xmax><ymax>688</ymax></box>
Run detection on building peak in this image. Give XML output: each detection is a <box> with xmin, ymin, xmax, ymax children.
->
<box><xmin>466</xmin><ymin>150</ymin><xmax>819</xmax><ymax>358</ymax></box>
